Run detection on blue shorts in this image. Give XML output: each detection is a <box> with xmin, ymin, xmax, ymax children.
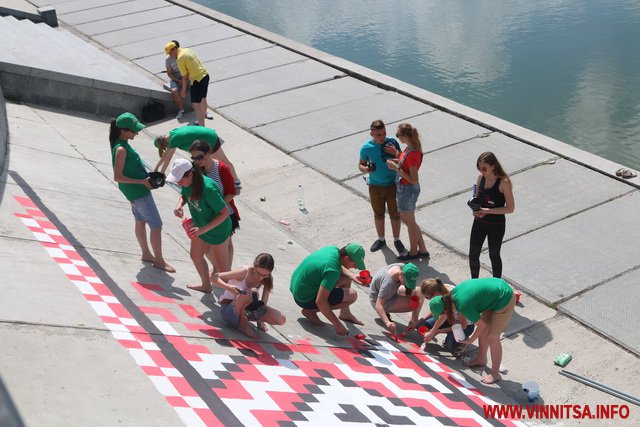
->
<box><xmin>220</xmin><ymin>302</ymin><xmax>240</xmax><ymax>327</ymax></box>
<box><xmin>295</xmin><ymin>287</ymin><xmax>344</xmax><ymax>309</ymax></box>
<box><xmin>396</xmin><ymin>182</ymin><xmax>420</xmax><ymax>212</ymax></box>
<box><xmin>130</xmin><ymin>193</ymin><xmax>162</xmax><ymax>230</ymax></box>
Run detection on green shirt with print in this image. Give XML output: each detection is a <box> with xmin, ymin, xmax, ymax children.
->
<box><xmin>290</xmin><ymin>246</ymin><xmax>341</xmax><ymax>303</ymax></box>
<box><xmin>181</xmin><ymin>175</ymin><xmax>231</xmax><ymax>244</ymax></box>
<box><xmin>451</xmin><ymin>277</ymin><xmax>513</xmax><ymax>323</ymax></box>
<box><xmin>111</xmin><ymin>139</ymin><xmax>150</xmax><ymax>201</ymax></box>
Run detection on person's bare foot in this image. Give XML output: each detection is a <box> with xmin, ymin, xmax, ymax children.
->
<box><xmin>153</xmin><ymin>262</ymin><xmax>176</xmax><ymax>273</ymax></box>
<box><xmin>238</xmin><ymin>324</ymin><xmax>258</xmax><ymax>339</ymax></box>
<box><xmin>301</xmin><ymin>309</ymin><xmax>325</xmax><ymax>326</ymax></box>
<box><xmin>339</xmin><ymin>314</ymin><xmax>364</xmax><ymax>326</ymax></box>
<box><xmin>464</xmin><ymin>358</ymin><xmax>487</xmax><ymax>368</ymax></box>
<box><xmin>257</xmin><ymin>321</ymin><xmax>268</xmax><ymax>332</ymax></box>
<box><xmin>141</xmin><ymin>257</ymin><xmax>154</xmax><ymax>263</ymax></box>
<box><xmin>481</xmin><ymin>373</ymin><xmax>501</xmax><ymax>384</ymax></box>
<box><xmin>187</xmin><ymin>284</ymin><xmax>212</xmax><ymax>294</ymax></box>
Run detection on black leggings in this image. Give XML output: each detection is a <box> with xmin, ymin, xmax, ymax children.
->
<box><xmin>469</xmin><ymin>219</ymin><xmax>506</xmax><ymax>278</ymax></box>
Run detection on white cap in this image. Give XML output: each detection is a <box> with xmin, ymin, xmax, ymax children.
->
<box><xmin>166</xmin><ymin>158</ymin><xmax>193</xmax><ymax>184</ymax></box>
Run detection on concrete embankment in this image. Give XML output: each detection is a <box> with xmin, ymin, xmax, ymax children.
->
<box><xmin>0</xmin><ymin>0</ymin><xmax>638</xmax><ymax>425</ymax></box>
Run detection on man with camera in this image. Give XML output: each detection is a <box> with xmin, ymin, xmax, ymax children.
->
<box><xmin>358</xmin><ymin>120</ymin><xmax>407</xmax><ymax>255</ymax></box>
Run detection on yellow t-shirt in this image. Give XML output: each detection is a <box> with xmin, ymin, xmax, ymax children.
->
<box><xmin>177</xmin><ymin>48</ymin><xmax>208</xmax><ymax>83</ymax></box>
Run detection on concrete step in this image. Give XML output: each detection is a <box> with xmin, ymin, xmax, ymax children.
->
<box><xmin>0</xmin><ymin>17</ymin><xmax>28</xmax><ymax>63</ymax></box>
<box><xmin>0</xmin><ymin>15</ymin><xmax>161</xmax><ymax>90</ymax></box>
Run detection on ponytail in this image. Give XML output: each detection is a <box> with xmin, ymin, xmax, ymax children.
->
<box><xmin>156</xmin><ymin>135</ymin><xmax>170</xmax><ymax>158</ymax></box>
<box><xmin>109</xmin><ymin>119</ymin><xmax>121</xmax><ymax>149</ymax></box>
<box><xmin>188</xmin><ymin>164</ymin><xmax>204</xmax><ymax>201</ymax></box>
<box><xmin>442</xmin><ymin>293</ymin><xmax>455</xmax><ymax>325</ymax></box>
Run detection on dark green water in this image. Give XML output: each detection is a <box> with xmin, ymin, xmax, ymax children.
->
<box><xmin>199</xmin><ymin>0</ymin><xmax>640</xmax><ymax>170</ymax></box>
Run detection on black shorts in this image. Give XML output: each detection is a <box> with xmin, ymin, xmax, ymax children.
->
<box><xmin>190</xmin><ymin>73</ymin><xmax>209</xmax><ymax>103</ymax></box>
<box><xmin>229</xmin><ymin>212</ymin><xmax>240</xmax><ymax>234</ymax></box>
<box><xmin>294</xmin><ymin>287</ymin><xmax>344</xmax><ymax>309</ymax></box>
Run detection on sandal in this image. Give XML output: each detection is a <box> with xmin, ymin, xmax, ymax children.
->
<box><xmin>616</xmin><ymin>168</ymin><xmax>637</xmax><ymax>179</ymax></box>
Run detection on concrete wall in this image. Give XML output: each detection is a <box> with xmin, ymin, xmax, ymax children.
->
<box><xmin>0</xmin><ymin>62</ymin><xmax>175</xmax><ymax>122</ymax></box>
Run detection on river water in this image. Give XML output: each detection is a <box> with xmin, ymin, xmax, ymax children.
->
<box><xmin>199</xmin><ymin>0</ymin><xmax>640</xmax><ymax>170</ymax></box>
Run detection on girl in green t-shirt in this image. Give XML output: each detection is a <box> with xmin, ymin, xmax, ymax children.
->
<box><xmin>153</xmin><ymin>126</ymin><xmax>240</xmax><ymax>193</ymax></box>
<box><xmin>109</xmin><ymin>112</ymin><xmax>174</xmax><ymax>273</ymax></box>
<box><xmin>168</xmin><ymin>158</ymin><xmax>232</xmax><ymax>293</ymax></box>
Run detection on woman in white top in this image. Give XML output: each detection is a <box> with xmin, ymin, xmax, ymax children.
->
<box><xmin>212</xmin><ymin>253</ymin><xmax>285</xmax><ymax>338</ymax></box>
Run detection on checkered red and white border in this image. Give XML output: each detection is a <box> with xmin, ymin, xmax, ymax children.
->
<box><xmin>14</xmin><ymin>194</ymin><xmax>521</xmax><ymax>427</ymax></box>
<box><xmin>13</xmin><ymin>196</ymin><xmax>219</xmax><ymax>427</ymax></box>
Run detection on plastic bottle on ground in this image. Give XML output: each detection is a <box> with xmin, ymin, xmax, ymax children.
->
<box><xmin>452</xmin><ymin>323</ymin><xmax>466</xmax><ymax>342</ymax></box>
<box><xmin>297</xmin><ymin>185</ymin><xmax>305</xmax><ymax>211</ymax></box>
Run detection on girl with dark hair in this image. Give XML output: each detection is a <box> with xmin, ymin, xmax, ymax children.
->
<box><xmin>213</xmin><ymin>253</ymin><xmax>286</xmax><ymax>338</ymax></box>
<box><xmin>167</xmin><ymin>158</ymin><xmax>232</xmax><ymax>293</ymax></box>
<box><xmin>189</xmin><ymin>140</ymin><xmax>239</xmax><ymax>266</ymax></box>
<box><xmin>109</xmin><ymin>112</ymin><xmax>174</xmax><ymax>273</ymax></box>
<box><xmin>469</xmin><ymin>151</ymin><xmax>515</xmax><ymax>278</ymax></box>
<box><xmin>386</xmin><ymin>123</ymin><xmax>429</xmax><ymax>260</ymax></box>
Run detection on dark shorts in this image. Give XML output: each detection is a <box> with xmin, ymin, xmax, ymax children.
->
<box><xmin>190</xmin><ymin>73</ymin><xmax>209</xmax><ymax>103</ymax></box>
<box><xmin>368</xmin><ymin>184</ymin><xmax>400</xmax><ymax>220</ymax></box>
<box><xmin>229</xmin><ymin>212</ymin><xmax>240</xmax><ymax>234</ymax></box>
<box><xmin>294</xmin><ymin>287</ymin><xmax>344</xmax><ymax>309</ymax></box>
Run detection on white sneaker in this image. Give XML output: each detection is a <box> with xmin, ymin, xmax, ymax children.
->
<box><xmin>176</xmin><ymin>110</ymin><xmax>184</xmax><ymax>120</ymax></box>
<box><xmin>205</xmin><ymin>110</ymin><xmax>214</xmax><ymax>120</ymax></box>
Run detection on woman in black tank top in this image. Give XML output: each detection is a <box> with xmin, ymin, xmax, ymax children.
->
<box><xmin>469</xmin><ymin>152</ymin><xmax>515</xmax><ymax>278</ymax></box>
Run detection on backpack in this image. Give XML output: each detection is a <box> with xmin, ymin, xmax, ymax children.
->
<box><xmin>141</xmin><ymin>100</ymin><xmax>165</xmax><ymax>123</ymax></box>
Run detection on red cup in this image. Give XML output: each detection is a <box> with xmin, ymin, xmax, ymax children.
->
<box><xmin>418</xmin><ymin>325</ymin><xmax>428</xmax><ymax>336</ymax></box>
<box><xmin>409</xmin><ymin>294</ymin><xmax>420</xmax><ymax>309</ymax></box>
<box><xmin>515</xmin><ymin>291</ymin><xmax>522</xmax><ymax>304</ymax></box>
<box><xmin>182</xmin><ymin>218</ymin><xmax>194</xmax><ymax>239</ymax></box>
<box><xmin>358</xmin><ymin>269</ymin><xmax>371</xmax><ymax>285</ymax></box>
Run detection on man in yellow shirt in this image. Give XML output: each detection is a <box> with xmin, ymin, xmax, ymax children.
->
<box><xmin>164</xmin><ymin>41</ymin><xmax>213</xmax><ymax>126</ymax></box>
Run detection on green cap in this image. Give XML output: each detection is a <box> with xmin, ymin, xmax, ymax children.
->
<box><xmin>430</xmin><ymin>295</ymin><xmax>445</xmax><ymax>319</ymax></box>
<box><xmin>402</xmin><ymin>263</ymin><xmax>419</xmax><ymax>289</ymax></box>
<box><xmin>345</xmin><ymin>243</ymin><xmax>366</xmax><ymax>270</ymax></box>
<box><xmin>115</xmin><ymin>112</ymin><xmax>145</xmax><ymax>132</ymax></box>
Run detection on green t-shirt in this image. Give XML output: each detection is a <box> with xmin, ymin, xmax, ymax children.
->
<box><xmin>169</xmin><ymin>127</ymin><xmax>219</xmax><ymax>152</ymax></box>
<box><xmin>111</xmin><ymin>140</ymin><xmax>150</xmax><ymax>201</ymax></box>
<box><xmin>181</xmin><ymin>176</ymin><xmax>231</xmax><ymax>244</ymax></box>
<box><xmin>451</xmin><ymin>277</ymin><xmax>513</xmax><ymax>323</ymax></box>
<box><xmin>290</xmin><ymin>246</ymin><xmax>341</xmax><ymax>303</ymax></box>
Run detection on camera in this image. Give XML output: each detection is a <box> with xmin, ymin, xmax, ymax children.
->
<box><xmin>467</xmin><ymin>197</ymin><xmax>481</xmax><ymax>211</ymax></box>
<box><xmin>147</xmin><ymin>171</ymin><xmax>166</xmax><ymax>189</ymax></box>
<box><xmin>366</xmin><ymin>160</ymin><xmax>376</xmax><ymax>172</ymax></box>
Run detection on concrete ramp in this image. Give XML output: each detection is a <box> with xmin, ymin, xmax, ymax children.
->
<box><xmin>0</xmin><ymin>15</ymin><xmax>173</xmax><ymax>117</ymax></box>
